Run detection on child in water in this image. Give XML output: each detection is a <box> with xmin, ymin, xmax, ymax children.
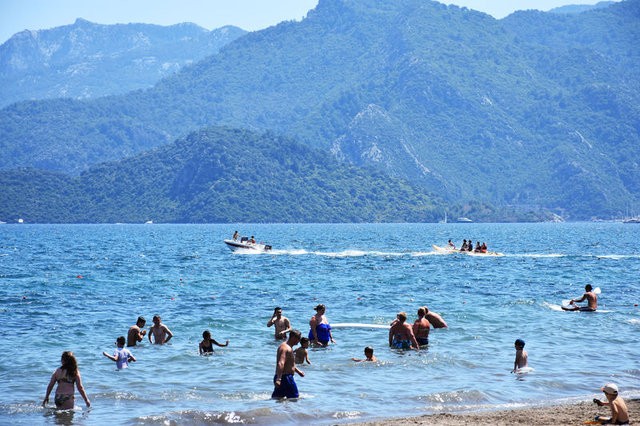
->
<box><xmin>103</xmin><ymin>336</ymin><xmax>136</xmax><ymax>369</ymax></box>
<box><xmin>511</xmin><ymin>339</ymin><xmax>528</xmax><ymax>373</ymax></box>
<box><xmin>352</xmin><ymin>346</ymin><xmax>377</xmax><ymax>362</ymax></box>
<box><xmin>199</xmin><ymin>330</ymin><xmax>229</xmax><ymax>355</ymax></box>
<box><xmin>294</xmin><ymin>337</ymin><xmax>311</xmax><ymax>364</ymax></box>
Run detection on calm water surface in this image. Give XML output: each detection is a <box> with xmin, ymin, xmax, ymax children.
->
<box><xmin>0</xmin><ymin>223</ymin><xmax>639</xmax><ymax>425</ymax></box>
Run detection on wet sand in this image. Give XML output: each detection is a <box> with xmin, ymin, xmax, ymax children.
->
<box><xmin>348</xmin><ymin>398</ymin><xmax>638</xmax><ymax>425</ymax></box>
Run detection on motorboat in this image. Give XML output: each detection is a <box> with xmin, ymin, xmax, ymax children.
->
<box><xmin>224</xmin><ymin>237</ymin><xmax>272</xmax><ymax>252</ymax></box>
<box><xmin>432</xmin><ymin>244</ymin><xmax>503</xmax><ymax>257</ymax></box>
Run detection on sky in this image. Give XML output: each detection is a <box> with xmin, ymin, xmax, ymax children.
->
<box><xmin>0</xmin><ymin>0</ymin><xmax>617</xmax><ymax>45</ymax></box>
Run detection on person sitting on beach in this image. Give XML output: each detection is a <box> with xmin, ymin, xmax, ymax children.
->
<box><xmin>424</xmin><ymin>306</ymin><xmax>448</xmax><ymax>328</ymax></box>
<box><xmin>267</xmin><ymin>307</ymin><xmax>291</xmax><ymax>340</ymax></box>
<box><xmin>127</xmin><ymin>316</ymin><xmax>147</xmax><ymax>347</ymax></box>
<box><xmin>199</xmin><ymin>329</ymin><xmax>229</xmax><ymax>355</ymax></box>
<box><xmin>593</xmin><ymin>383</ymin><xmax>629</xmax><ymax>425</ymax></box>
<box><xmin>309</xmin><ymin>304</ymin><xmax>335</xmax><ymax>346</ymax></box>
<box><xmin>565</xmin><ymin>284</ymin><xmax>598</xmax><ymax>311</ymax></box>
<box><xmin>511</xmin><ymin>339</ymin><xmax>528</xmax><ymax>373</ymax></box>
<box><xmin>149</xmin><ymin>315</ymin><xmax>173</xmax><ymax>344</ymax></box>
<box><xmin>43</xmin><ymin>351</ymin><xmax>91</xmax><ymax>410</ymax></box>
<box><xmin>103</xmin><ymin>336</ymin><xmax>136</xmax><ymax>369</ymax></box>
<box><xmin>294</xmin><ymin>337</ymin><xmax>311</xmax><ymax>365</ymax></box>
<box><xmin>272</xmin><ymin>329</ymin><xmax>305</xmax><ymax>399</ymax></box>
<box><xmin>412</xmin><ymin>307</ymin><xmax>431</xmax><ymax>346</ymax></box>
<box><xmin>352</xmin><ymin>346</ymin><xmax>377</xmax><ymax>362</ymax></box>
<box><xmin>389</xmin><ymin>312</ymin><xmax>419</xmax><ymax>350</ymax></box>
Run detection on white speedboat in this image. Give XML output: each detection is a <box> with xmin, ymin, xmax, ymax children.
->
<box><xmin>224</xmin><ymin>237</ymin><xmax>272</xmax><ymax>252</ymax></box>
<box><xmin>432</xmin><ymin>244</ymin><xmax>503</xmax><ymax>257</ymax></box>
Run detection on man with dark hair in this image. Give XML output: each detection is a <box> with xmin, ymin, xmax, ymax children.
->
<box><xmin>272</xmin><ymin>329</ymin><xmax>305</xmax><ymax>399</ymax></box>
<box><xmin>563</xmin><ymin>284</ymin><xmax>598</xmax><ymax>311</ymax></box>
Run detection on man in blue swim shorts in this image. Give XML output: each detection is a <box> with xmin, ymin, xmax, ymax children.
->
<box><xmin>389</xmin><ymin>312</ymin><xmax>419</xmax><ymax>351</ymax></box>
<box><xmin>272</xmin><ymin>329</ymin><xmax>305</xmax><ymax>399</ymax></box>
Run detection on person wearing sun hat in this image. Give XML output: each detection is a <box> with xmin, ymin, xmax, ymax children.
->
<box><xmin>593</xmin><ymin>383</ymin><xmax>629</xmax><ymax>425</ymax></box>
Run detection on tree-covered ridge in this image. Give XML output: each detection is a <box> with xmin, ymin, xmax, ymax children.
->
<box><xmin>0</xmin><ymin>19</ymin><xmax>246</xmax><ymax>107</ymax></box>
<box><xmin>0</xmin><ymin>127</ymin><xmax>444</xmax><ymax>223</ymax></box>
<box><xmin>0</xmin><ymin>0</ymin><xmax>638</xmax><ymax>220</ymax></box>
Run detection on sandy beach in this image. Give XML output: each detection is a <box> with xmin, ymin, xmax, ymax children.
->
<box><xmin>348</xmin><ymin>398</ymin><xmax>638</xmax><ymax>425</ymax></box>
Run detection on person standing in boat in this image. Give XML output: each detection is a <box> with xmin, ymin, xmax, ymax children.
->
<box><xmin>232</xmin><ymin>230</ymin><xmax>239</xmax><ymax>241</ymax></box>
<box><xmin>309</xmin><ymin>304</ymin><xmax>335</xmax><ymax>346</ymax></box>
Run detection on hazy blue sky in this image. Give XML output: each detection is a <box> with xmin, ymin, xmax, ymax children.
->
<box><xmin>0</xmin><ymin>0</ymin><xmax>616</xmax><ymax>44</ymax></box>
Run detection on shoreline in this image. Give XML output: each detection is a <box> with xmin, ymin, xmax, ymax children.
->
<box><xmin>347</xmin><ymin>398</ymin><xmax>639</xmax><ymax>425</ymax></box>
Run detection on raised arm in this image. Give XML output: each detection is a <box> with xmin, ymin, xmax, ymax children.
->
<box><xmin>103</xmin><ymin>351</ymin><xmax>117</xmax><ymax>362</ymax></box>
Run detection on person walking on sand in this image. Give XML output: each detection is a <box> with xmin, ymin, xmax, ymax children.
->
<box><xmin>103</xmin><ymin>336</ymin><xmax>136</xmax><ymax>369</ymax></box>
<box><xmin>563</xmin><ymin>284</ymin><xmax>598</xmax><ymax>311</ymax></box>
<box><xmin>127</xmin><ymin>316</ymin><xmax>147</xmax><ymax>347</ymax></box>
<box><xmin>267</xmin><ymin>307</ymin><xmax>291</xmax><ymax>340</ymax></box>
<box><xmin>272</xmin><ymin>329</ymin><xmax>305</xmax><ymax>399</ymax></box>
<box><xmin>43</xmin><ymin>351</ymin><xmax>91</xmax><ymax>410</ymax></box>
<box><xmin>389</xmin><ymin>312</ymin><xmax>419</xmax><ymax>350</ymax></box>
<box><xmin>511</xmin><ymin>339</ymin><xmax>528</xmax><ymax>373</ymax></box>
<box><xmin>149</xmin><ymin>315</ymin><xmax>173</xmax><ymax>344</ymax></box>
<box><xmin>593</xmin><ymin>383</ymin><xmax>629</xmax><ymax>425</ymax></box>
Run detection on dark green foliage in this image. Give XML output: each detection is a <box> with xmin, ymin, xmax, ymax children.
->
<box><xmin>0</xmin><ymin>127</ymin><xmax>443</xmax><ymax>223</ymax></box>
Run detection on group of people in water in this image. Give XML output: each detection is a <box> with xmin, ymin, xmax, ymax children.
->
<box><xmin>41</xmin><ymin>286</ymin><xmax>629</xmax><ymax>425</ymax></box>
<box><xmin>267</xmin><ymin>303</ymin><xmax>448</xmax><ymax>399</ymax></box>
<box><xmin>448</xmin><ymin>239</ymin><xmax>489</xmax><ymax>253</ymax></box>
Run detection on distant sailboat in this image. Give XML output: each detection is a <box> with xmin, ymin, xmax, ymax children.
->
<box><xmin>439</xmin><ymin>212</ymin><xmax>448</xmax><ymax>224</ymax></box>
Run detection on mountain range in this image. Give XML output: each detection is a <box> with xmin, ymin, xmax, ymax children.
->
<box><xmin>0</xmin><ymin>18</ymin><xmax>246</xmax><ymax>108</ymax></box>
<box><xmin>1</xmin><ymin>0</ymin><xmax>638</xmax><ymax>222</ymax></box>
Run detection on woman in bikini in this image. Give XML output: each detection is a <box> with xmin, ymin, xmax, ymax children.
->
<box><xmin>43</xmin><ymin>351</ymin><xmax>91</xmax><ymax>410</ymax></box>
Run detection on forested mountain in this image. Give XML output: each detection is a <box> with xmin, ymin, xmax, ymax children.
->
<box><xmin>0</xmin><ymin>0</ymin><xmax>638</xmax><ymax>221</ymax></box>
<box><xmin>0</xmin><ymin>19</ymin><xmax>245</xmax><ymax>107</ymax></box>
<box><xmin>0</xmin><ymin>127</ymin><xmax>444</xmax><ymax>223</ymax></box>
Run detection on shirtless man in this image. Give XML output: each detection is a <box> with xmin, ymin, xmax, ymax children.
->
<box><xmin>272</xmin><ymin>329</ymin><xmax>305</xmax><ymax>399</ymax></box>
<box><xmin>148</xmin><ymin>315</ymin><xmax>173</xmax><ymax>344</ymax></box>
<box><xmin>424</xmin><ymin>306</ymin><xmax>448</xmax><ymax>328</ymax></box>
<box><xmin>127</xmin><ymin>316</ymin><xmax>147</xmax><ymax>347</ymax></box>
<box><xmin>267</xmin><ymin>307</ymin><xmax>291</xmax><ymax>340</ymax></box>
<box><xmin>389</xmin><ymin>312</ymin><xmax>419</xmax><ymax>350</ymax></box>
<box><xmin>594</xmin><ymin>383</ymin><xmax>629</xmax><ymax>425</ymax></box>
<box><xmin>564</xmin><ymin>284</ymin><xmax>597</xmax><ymax>311</ymax></box>
<box><xmin>412</xmin><ymin>307</ymin><xmax>431</xmax><ymax>346</ymax></box>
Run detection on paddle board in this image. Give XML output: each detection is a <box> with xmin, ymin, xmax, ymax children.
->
<box><xmin>331</xmin><ymin>323</ymin><xmax>389</xmax><ymax>329</ymax></box>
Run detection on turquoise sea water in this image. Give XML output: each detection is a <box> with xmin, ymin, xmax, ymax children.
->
<box><xmin>1</xmin><ymin>223</ymin><xmax>639</xmax><ymax>425</ymax></box>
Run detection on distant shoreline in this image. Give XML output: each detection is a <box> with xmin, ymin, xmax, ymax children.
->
<box><xmin>348</xmin><ymin>398</ymin><xmax>639</xmax><ymax>426</ymax></box>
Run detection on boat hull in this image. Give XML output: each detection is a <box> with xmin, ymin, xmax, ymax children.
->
<box><xmin>224</xmin><ymin>239</ymin><xmax>272</xmax><ymax>252</ymax></box>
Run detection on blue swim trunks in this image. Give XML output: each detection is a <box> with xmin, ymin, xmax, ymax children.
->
<box><xmin>272</xmin><ymin>374</ymin><xmax>299</xmax><ymax>399</ymax></box>
<box><xmin>391</xmin><ymin>339</ymin><xmax>411</xmax><ymax>349</ymax></box>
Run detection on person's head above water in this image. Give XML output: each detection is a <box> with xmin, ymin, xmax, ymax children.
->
<box><xmin>515</xmin><ymin>339</ymin><xmax>525</xmax><ymax>349</ymax></box>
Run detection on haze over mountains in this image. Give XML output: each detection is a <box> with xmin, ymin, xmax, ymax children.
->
<box><xmin>0</xmin><ymin>19</ymin><xmax>246</xmax><ymax>108</ymax></box>
<box><xmin>1</xmin><ymin>0</ymin><xmax>638</xmax><ymax>223</ymax></box>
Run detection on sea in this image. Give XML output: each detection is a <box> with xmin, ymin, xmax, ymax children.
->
<box><xmin>1</xmin><ymin>223</ymin><xmax>639</xmax><ymax>425</ymax></box>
